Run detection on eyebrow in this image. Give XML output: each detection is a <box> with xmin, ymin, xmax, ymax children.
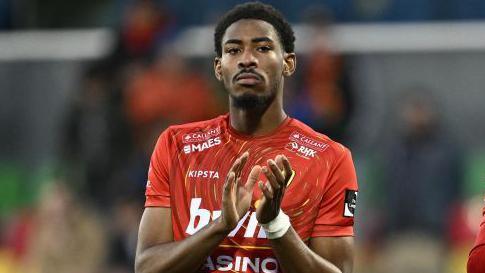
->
<box><xmin>224</xmin><ymin>37</ymin><xmax>274</xmax><ymax>45</ymax></box>
<box><xmin>252</xmin><ymin>37</ymin><xmax>273</xmax><ymax>43</ymax></box>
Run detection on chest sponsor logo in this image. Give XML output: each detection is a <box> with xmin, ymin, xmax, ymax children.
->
<box><xmin>188</xmin><ymin>170</ymin><xmax>220</xmax><ymax>179</ymax></box>
<box><xmin>183</xmin><ymin>137</ymin><xmax>221</xmax><ymax>154</ymax></box>
<box><xmin>203</xmin><ymin>255</ymin><xmax>278</xmax><ymax>273</ymax></box>
<box><xmin>183</xmin><ymin>127</ymin><xmax>221</xmax><ymax>143</ymax></box>
<box><xmin>285</xmin><ymin>141</ymin><xmax>317</xmax><ymax>159</ymax></box>
<box><xmin>186</xmin><ymin>198</ymin><xmax>267</xmax><ymax>239</ymax></box>
<box><xmin>289</xmin><ymin>131</ymin><xmax>329</xmax><ymax>151</ymax></box>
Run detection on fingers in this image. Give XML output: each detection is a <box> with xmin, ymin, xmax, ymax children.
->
<box><xmin>228</xmin><ymin>152</ymin><xmax>248</xmax><ymax>176</ymax></box>
<box><xmin>268</xmin><ymin>159</ymin><xmax>285</xmax><ymax>184</ymax></box>
<box><xmin>281</xmin><ymin>155</ymin><xmax>293</xmax><ymax>182</ymax></box>
<box><xmin>245</xmin><ymin>165</ymin><xmax>261</xmax><ymax>191</ymax></box>
<box><xmin>223</xmin><ymin>172</ymin><xmax>236</xmax><ymax>200</ymax></box>
<box><xmin>228</xmin><ymin>158</ymin><xmax>241</xmax><ymax>179</ymax></box>
<box><xmin>262</xmin><ymin>165</ymin><xmax>281</xmax><ymax>191</ymax></box>
<box><xmin>275</xmin><ymin>155</ymin><xmax>285</xmax><ymax>172</ymax></box>
<box><xmin>259</xmin><ymin>181</ymin><xmax>274</xmax><ymax>199</ymax></box>
<box><xmin>235</xmin><ymin>152</ymin><xmax>249</xmax><ymax>178</ymax></box>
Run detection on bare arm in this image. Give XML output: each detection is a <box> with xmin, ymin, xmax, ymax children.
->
<box><xmin>135</xmin><ymin>152</ymin><xmax>261</xmax><ymax>273</ymax></box>
<box><xmin>135</xmin><ymin>207</ymin><xmax>229</xmax><ymax>273</ymax></box>
<box><xmin>270</xmin><ymin>229</ymin><xmax>354</xmax><ymax>273</ymax></box>
<box><xmin>258</xmin><ymin>155</ymin><xmax>354</xmax><ymax>273</ymax></box>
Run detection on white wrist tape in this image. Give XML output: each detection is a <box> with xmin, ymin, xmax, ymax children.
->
<box><xmin>260</xmin><ymin>210</ymin><xmax>291</xmax><ymax>239</ymax></box>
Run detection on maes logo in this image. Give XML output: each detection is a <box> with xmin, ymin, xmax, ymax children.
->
<box><xmin>183</xmin><ymin>137</ymin><xmax>221</xmax><ymax>154</ymax></box>
<box><xmin>186</xmin><ymin>198</ymin><xmax>267</xmax><ymax>238</ymax></box>
<box><xmin>183</xmin><ymin>127</ymin><xmax>221</xmax><ymax>143</ymax></box>
<box><xmin>285</xmin><ymin>142</ymin><xmax>317</xmax><ymax>159</ymax></box>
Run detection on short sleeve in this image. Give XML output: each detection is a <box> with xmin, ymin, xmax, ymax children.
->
<box><xmin>468</xmin><ymin>245</ymin><xmax>485</xmax><ymax>273</ymax></box>
<box><xmin>311</xmin><ymin>147</ymin><xmax>358</xmax><ymax>237</ymax></box>
<box><xmin>145</xmin><ymin>130</ymin><xmax>172</xmax><ymax>207</ymax></box>
<box><xmin>468</xmin><ymin>205</ymin><xmax>485</xmax><ymax>273</ymax></box>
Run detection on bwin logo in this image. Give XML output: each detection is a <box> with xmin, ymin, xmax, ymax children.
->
<box><xmin>185</xmin><ymin>198</ymin><xmax>267</xmax><ymax>238</ymax></box>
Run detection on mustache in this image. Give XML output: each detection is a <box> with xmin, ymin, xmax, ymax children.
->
<box><xmin>233</xmin><ymin>69</ymin><xmax>263</xmax><ymax>81</ymax></box>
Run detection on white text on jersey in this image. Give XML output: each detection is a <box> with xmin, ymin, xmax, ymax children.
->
<box><xmin>186</xmin><ymin>198</ymin><xmax>267</xmax><ymax>238</ymax></box>
<box><xmin>183</xmin><ymin>137</ymin><xmax>221</xmax><ymax>154</ymax></box>
<box><xmin>204</xmin><ymin>255</ymin><xmax>278</xmax><ymax>273</ymax></box>
<box><xmin>285</xmin><ymin>142</ymin><xmax>317</xmax><ymax>158</ymax></box>
<box><xmin>188</xmin><ymin>170</ymin><xmax>220</xmax><ymax>179</ymax></box>
<box><xmin>183</xmin><ymin>127</ymin><xmax>221</xmax><ymax>143</ymax></box>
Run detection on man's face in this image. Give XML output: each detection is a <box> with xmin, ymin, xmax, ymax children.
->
<box><xmin>214</xmin><ymin>19</ymin><xmax>295</xmax><ymax>109</ymax></box>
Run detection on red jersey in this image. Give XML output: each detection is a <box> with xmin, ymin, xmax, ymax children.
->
<box><xmin>145</xmin><ymin>114</ymin><xmax>358</xmax><ymax>273</ymax></box>
<box><xmin>468</xmin><ymin>204</ymin><xmax>485</xmax><ymax>273</ymax></box>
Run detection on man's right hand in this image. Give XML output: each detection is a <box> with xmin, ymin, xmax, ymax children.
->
<box><xmin>136</xmin><ymin>152</ymin><xmax>261</xmax><ymax>273</ymax></box>
<box><xmin>218</xmin><ymin>152</ymin><xmax>261</xmax><ymax>232</ymax></box>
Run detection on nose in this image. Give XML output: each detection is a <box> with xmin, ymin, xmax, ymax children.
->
<box><xmin>237</xmin><ymin>50</ymin><xmax>258</xmax><ymax>69</ymax></box>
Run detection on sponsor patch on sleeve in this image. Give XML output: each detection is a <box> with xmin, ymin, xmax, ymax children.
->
<box><xmin>343</xmin><ymin>189</ymin><xmax>358</xmax><ymax>217</ymax></box>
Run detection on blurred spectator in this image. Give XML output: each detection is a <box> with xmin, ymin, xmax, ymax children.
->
<box><xmin>3</xmin><ymin>208</ymin><xmax>33</xmax><ymax>263</ymax></box>
<box><xmin>124</xmin><ymin>46</ymin><xmax>222</xmax><ymax>154</ymax></box>
<box><xmin>288</xmin><ymin>6</ymin><xmax>354</xmax><ymax>143</ymax></box>
<box><xmin>108</xmin><ymin>0</ymin><xmax>176</xmax><ymax>66</ymax></box>
<box><xmin>0</xmin><ymin>0</ymin><xmax>11</xmax><ymax>29</ymax></box>
<box><xmin>22</xmin><ymin>181</ymin><xmax>107</xmax><ymax>273</ymax></box>
<box><xmin>106</xmin><ymin>196</ymin><xmax>143</xmax><ymax>273</ymax></box>
<box><xmin>381</xmin><ymin>86</ymin><xmax>462</xmax><ymax>238</ymax></box>
<box><xmin>0</xmin><ymin>218</ymin><xmax>17</xmax><ymax>273</ymax></box>
<box><xmin>370</xmin><ymin>86</ymin><xmax>464</xmax><ymax>273</ymax></box>
<box><xmin>63</xmin><ymin>63</ymin><xmax>133</xmax><ymax>206</ymax></box>
<box><xmin>0</xmin><ymin>250</ymin><xmax>17</xmax><ymax>273</ymax></box>
<box><xmin>376</xmin><ymin>232</ymin><xmax>446</xmax><ymax>273</ymax></box>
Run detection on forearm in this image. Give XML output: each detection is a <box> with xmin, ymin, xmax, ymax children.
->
<box><xmin>135</xmin><ymin>219</ymin><xmax>228</xmax><ymax>273</ymax></box>
<box><xmin>269</xmin><ymin>227</ymin><xmax>342</xmax><ymax>273</ymax></box>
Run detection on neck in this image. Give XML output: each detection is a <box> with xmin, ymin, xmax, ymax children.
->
<box><xmin>229</xmin><ymin>94</ymin><xmax>287</xmax><ymax>136</ymax></box>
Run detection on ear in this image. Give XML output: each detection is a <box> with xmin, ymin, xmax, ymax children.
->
<box><xmin>214</xmin><ymin>57</ymin><xmax>223</xmax><ymax>81</ymax></box>
<box><xmin>283</xmin><ymin>53</ymin><xmax>296</xmax><ymax>77</ymax></box>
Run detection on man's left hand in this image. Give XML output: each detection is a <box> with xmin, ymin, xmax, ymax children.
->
<box><xmin>256</xmin><ymin>154</ymin><xmax>293</xmax><ymax>224</ymax></box>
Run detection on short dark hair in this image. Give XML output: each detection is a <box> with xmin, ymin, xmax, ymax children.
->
<box><xmin>214</xmin><ymin>2</ymin><xmax>295</xmax><ymax>57</ymax></box>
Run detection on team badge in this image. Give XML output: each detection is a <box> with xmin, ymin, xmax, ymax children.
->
<box><xmin>343</xmin><ymin>189</ymin><xmax>358</xmax><ymax>217</ymax></box>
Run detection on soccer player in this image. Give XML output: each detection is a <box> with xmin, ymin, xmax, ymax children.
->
<box><xmin>468</xmin><ymin>200</ymin><xmax>485</xmax><ymax>273</ymax></box>
<box><xmin>135</xmin><ymin>2</ymin><xmax>358</xmax><ymax>273</ymax></box>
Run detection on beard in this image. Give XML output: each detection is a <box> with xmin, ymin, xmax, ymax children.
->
<box><xmin>230</xmin><ymin>91</ymin><xmax>276</xmax><ymax>109</ymax></box>
<box><xmin>229</xmin><ymin>78</ymin><xmax>280</xmax><ymax>110</ymax></box>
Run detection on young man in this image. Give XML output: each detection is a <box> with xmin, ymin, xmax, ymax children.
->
<box><xmin>468</xmin><ymin>201</ymin><xmax>485</xmax><ymax>273</ymax></box>
<box><xmin>135</xmin><ymin>2</ymin><xmax>358</xmax><ymax>273</ymax></box>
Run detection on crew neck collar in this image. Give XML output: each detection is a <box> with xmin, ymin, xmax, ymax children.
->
<box><xmin>224</xmin><ymin>113</ymin><xmax>292</xmax><ymax>140</ymax></box>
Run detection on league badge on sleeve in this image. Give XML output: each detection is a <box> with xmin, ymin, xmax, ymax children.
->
<box><xmin>343</xmin><ymin>189</ymin><xmax>358</xmax><ymax>217</ymax></box>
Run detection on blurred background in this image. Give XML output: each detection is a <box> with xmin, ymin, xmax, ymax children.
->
<box><xmin>0</xmin><ymin>0</ymin><xmax>484</xmax><ymax>272</ymax></box>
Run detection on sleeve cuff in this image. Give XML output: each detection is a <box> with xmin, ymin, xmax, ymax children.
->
<box><xmin>311</xmin><ymin>224</ymin><xmax>354</xmax><ymax>237</ymax></box>
<box><xmin>145</xmin><ymin>195</ymin><xmax>171</xmax><ymax>207</ymax></box>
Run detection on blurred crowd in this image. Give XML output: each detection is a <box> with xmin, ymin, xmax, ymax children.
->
<box><xmin>0</xmin><ymin>1</ymin><xmax>483</xmax><ymax>273</ymax></box>
<box><xmin>4</xmin><ymin>0</ymin><xmax>485</xmax><ymax>29</ymax></box>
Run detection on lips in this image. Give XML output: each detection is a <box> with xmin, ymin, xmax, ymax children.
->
<box><xmin>235</xmin><ymin>72</ymin><xmax>262</xmax><ymax>85</ymax></box>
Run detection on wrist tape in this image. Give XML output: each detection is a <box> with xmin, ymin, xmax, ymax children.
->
<box><xmin>259</xmin><ymin>210</ymin><xmax>291</xmax><ymax>239</ymax></box>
